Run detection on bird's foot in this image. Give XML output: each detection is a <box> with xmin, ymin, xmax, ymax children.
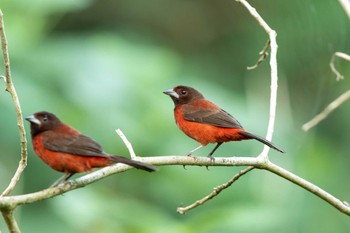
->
<box><xmin>205</xmin><ymin>155</ymin><xmax>215</xmax><ymax>170</ymax></box>
<box><xmin>207</xmin><ymin>154</ymin><xmax>215</xmax><ymax>163</ymax></box>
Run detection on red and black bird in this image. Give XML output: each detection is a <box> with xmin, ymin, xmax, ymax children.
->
<box><xmin>163</xmin><ymin>85</ymin><xmax>284</xmax><ymax>159</ymax></box>
<box><xmin>26</xmin><ymin>111</ymin><xmax>157</xmax><ymax>186</ymax></box>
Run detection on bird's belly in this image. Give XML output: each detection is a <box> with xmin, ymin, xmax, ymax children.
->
<box><xmin>176</xmin><ymin>119</ymin><xmax>245</xmax><ymax>145</ymax></box>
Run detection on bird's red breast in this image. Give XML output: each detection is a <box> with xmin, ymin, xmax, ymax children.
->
<box><xmin>32</xmin><ymin>133</ymin><xmax>110</xmax><ymax>173</ymax></box>
<box><xmin>174</xmin><ymin>102</ymin><xmax>246</xmax><ymax>146</ymax></box>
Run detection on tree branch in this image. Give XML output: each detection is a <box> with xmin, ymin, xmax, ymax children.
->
<box><xmin>236</xmin><ymin>0</ymin><xmax>280</xmax><ymax>160</ymax></box>
<box><xmin>302</xmin><ymin>90</ymin><xmax>350</xmax><ymax>131</ymax></box>
<box><xmin>302</xmin><ymin>51</ymin><xmax>350</xmax><ymax>131</ymax></box>
<box><xmin>1</xmin><ymin>209</ymin><xmax>20</xmax><ymax>233</ymax></box>
<box><xmin>303</xmin><ymin>3</ymin><xmax>350</xmax><ymax>131</ymax></box>
<box><xmin>0</xmin><ymin>9</ymin><xmax>28</xmax><ymax>197</ymax></box>
<box><xmin>0</xmin><ymin>156</ymin><xmax>260</xmax><ymax>210</ymax></box>
<box><xmin>1</xmin><ymin>155</ymin><xmax>349</xmax><ymax>216</ymax></box>
<box><xmin>247</xmin><ymin>39</ymin><xmax>270</xmax><ymax>70</ymax></box>
<box><xmin>302</xmin><ymin>2</ymin><xmax>350</xmax><ymax>130</ymax></box>
<box><xmin>116</xmin><ymin>128</ymin><xmax>137</xmax><ymax>159</ymax></box>
<box><xmin>330</xmin><ymin>52</ymin><xmax>350</xmax><ymax>81</ymax></box>
<box><xmin>177</xmin><ymin>166</ymin><xmax>255</xmax><ymax>214</ymax></box>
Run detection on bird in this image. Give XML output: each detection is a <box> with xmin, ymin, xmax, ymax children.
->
<box><xmin>163</xmin><ymin>85</ymin><xmax>284</xmax><ymax>159</ymax></box>
<box><xmin>26</xmin><ymin>111</ymin><xmax>157</xmax><ymax>186</ymax></box>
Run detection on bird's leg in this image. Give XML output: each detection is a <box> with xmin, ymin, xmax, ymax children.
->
<box><xmin>184</xmin><ymin>145</ymin><xmax>203</xmax><ymax>169</ymax></box>
<box><xmin>50</xmin><ymin>172</ymin><xmax>74</xmax><ymax>187</ymax></box>
<box><xmin>186</xmin><ymin>145</ymin><xmax>203</xmax><ymax>156</ymax></box>
<box><xmin>207</xmin><ymin>142</ymin><xmax>223</xmax><ymax>161</ymax></box>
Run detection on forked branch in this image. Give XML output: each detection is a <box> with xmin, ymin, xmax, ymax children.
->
<box><xmin>236</xmin><ymin>0</ymin><xmax>280</xmax><ymax>160</ymax></box>
<box><xmin>302</xmin><ymin>52</ymin><xmax>350</xmax><ymax>131</ymax></box>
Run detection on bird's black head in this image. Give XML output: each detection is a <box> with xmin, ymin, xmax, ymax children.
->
<box><xmin>25</xmin><ymin>111</ymin><xmax>62</xmax><ymax>137</ymax></box>
<box><xmin>163</xmin><ymin>85</ymin><xmax>205</xmax><ymax>106</ymax></box>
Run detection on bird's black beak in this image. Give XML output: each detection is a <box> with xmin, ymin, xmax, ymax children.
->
<box><xmin>25</xmin><ymin>115</ymin><xmax>41</xmax><ymax>126</ymax></box>
<box><xmin>163</xmin><ymin>88</ymin><xmax>179</xmax><ymax>99</ymax></box>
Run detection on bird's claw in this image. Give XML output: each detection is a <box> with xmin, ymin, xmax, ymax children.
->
<box><xmin>205</xmin><ymin>154</ymin><xmax>215</xmax><ymax>170</ymax></box>
<box><xmin>207</xmin><ymin>154</ymin><xmax>215</xmax><ymax>162</ymax></box>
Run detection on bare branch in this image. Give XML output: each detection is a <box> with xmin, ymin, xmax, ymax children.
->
<box><xmin>0</xmin><ymin>163</ymin><xmax>141</xmax><ymax>209</ymax></box>
<box><xmin>116</xmin><ymin>128</ymin><xmax>137</xmax><ymax>159</ymax></box>
<box><xmin>247</xmin><ymin>39</ymin><xmax>270</xmax><ymax>70</ymax></box>
<box><xmin>177</xmin><ymin>166</ymin><xmax>255</xmax><ymax>214</ymax></box>
<box><xmin>330</xmin><ymin>52</ymin><xmax>350</xmax><ymax>81</ymax></box>
<box><xmin>1</xmin><ymin>209</ymin><xmax>20</xmax><ymax>233</ymax></box>
<box><xmin>302</xmin><ymin>90</ymin><xmax>350</xmax><ymax>131</ymax></box>
<box><xmin>236</xmin><ymin>0</ymin><xmax>280</xmax><ymax>160</ymax></box>
<box><xmin>0</xmin><ymin>10</ymin><xmax>28</xmax><ymax>196</ymax></box>
<box><xmin>303</xmin><ymin>51</ymin><xmax>350</xmax><ymax>131</ymax></box>
<box><xmin>1</xmin><ymin>155</ymin><xmax>350</xmax><ymax>217</ymax></box>
<box><xmin>0</xmin><ymin>156</ymin><xmax>261</xmax><ymax>209</ymax></box>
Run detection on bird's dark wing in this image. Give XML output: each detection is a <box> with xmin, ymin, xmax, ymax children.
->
<box><xmin>42</xmin><ymin>131</ymin><xmax>107</xmax><ymax>157</ymax></box>
<box><xmin>182</xmin><ymin>103</ymin><xmax>243</xmax><ymax>129</ymax></box>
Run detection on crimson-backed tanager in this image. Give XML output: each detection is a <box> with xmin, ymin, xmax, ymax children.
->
<box><xmin>163</xmin><ymin>85</ymin><xmax>284</xmax><ymax>159</ymax></box>
<box><xmin>26</xmin><ymin>111</ymin><xmax>157</xmax><ymax>186</ymax></box>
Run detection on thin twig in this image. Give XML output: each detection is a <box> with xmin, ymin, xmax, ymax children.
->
<box><xmin>0</xmin><ymin>9</ymin><xmax>28</xmax><ymax>196</ymax></box>
<box><xmin>330</xmin><ymin>52</ymin><xmax>350</xmax><ymax>81</ymax></box>
<box><xmin>236</xmin><ymin>0</ymin><xmax>280</xmax><ymax>159</ymax></box>
<box><xmin>302</xmin><ymin>51</ymin><xmax>350</xmax><ymax>131</ymax></box>
<box><xmin>302</xmin><ymin>90</ymin><xmax>350</xmax><ymax>131</ymax></box>
<box><xmin>116</xmin><ymin>128</ymin><xmax>137</xmax><ymax>159</ymax></box>
<box><xmin>2</xmin><ymin>209</ymin><xmax>20</xmax><ymax>233</ymax></box>
<box><xmin>177</xmin><ymin>166</ymin><xmax>255</xmax><ymax>214</ymax></box>
<box><xmin>247</xmin><ymin>39</ymin><xmax>270</xmax><ymax>70</ymax></box>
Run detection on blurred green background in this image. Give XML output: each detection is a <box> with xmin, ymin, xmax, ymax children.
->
<box><xmin>1</xmin><ymin>0</ymin><xmax>350</xmax><ymax>232</ymax></box>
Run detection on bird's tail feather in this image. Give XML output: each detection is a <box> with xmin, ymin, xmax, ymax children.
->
<box><xmin>109</xmin><ymin>155</ymin><xmax>158</xmax><ymax>172</ymax></box>
<box><xmin>239</xmin><ymin>131</ymin><xmax>285</xmax><ymax>153</ymax></box>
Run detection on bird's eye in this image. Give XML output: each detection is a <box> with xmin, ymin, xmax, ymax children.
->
<box><xmin>181</xmin><ymin>90</ymin><xmax>187</xmax><ymax>95</ymax></box>
<box><xmin>42</xmin><ymin>115</ymin><xmax>48</xmax><ymax>122</ymax></box>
